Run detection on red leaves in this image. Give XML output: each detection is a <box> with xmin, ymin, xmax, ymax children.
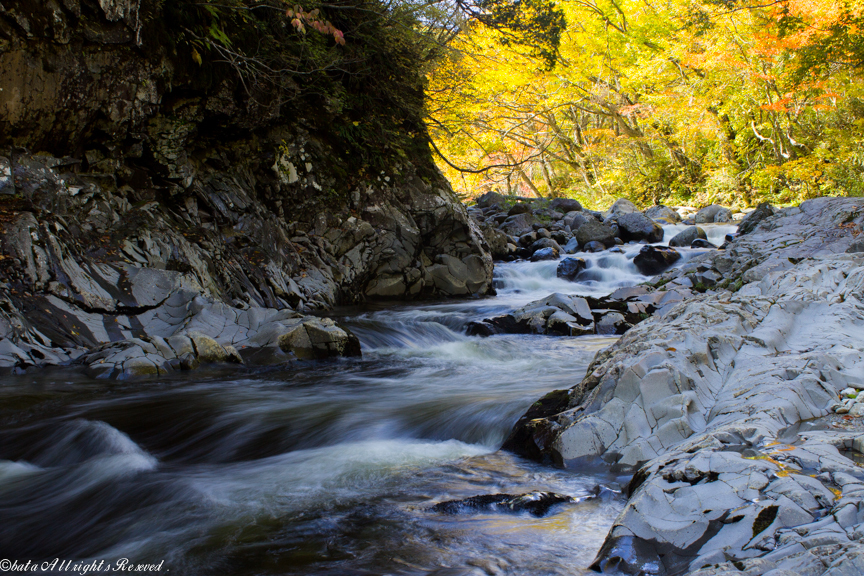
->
<box><xmin>284</xmin><ymin>4</ymin><xmax>345</xmax><ymax>45</ymax></box>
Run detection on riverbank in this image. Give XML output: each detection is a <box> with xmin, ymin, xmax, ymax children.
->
<box><xmin>506</xmin><ymin>196</ymin><xmax>864</xmax><ymax>575</ymax></box>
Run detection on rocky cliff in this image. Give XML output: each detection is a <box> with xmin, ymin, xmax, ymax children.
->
<box><xmin>0</xmin><ymin>0</ymin><xmax>493</xmax><ymax>376</ymax></box>
<box><xmin>505</xmin><ymin>197</ymin><xmax>864</xmax><ymax>575</ymax></box>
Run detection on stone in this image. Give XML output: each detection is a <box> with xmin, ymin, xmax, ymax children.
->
<box><xmin>575</xmin><ymin>220</ymin><xmax>617</xmax><ymax>248</ymax></box>
<box><xmin>691</xmin><ymin>238</ymin><xmax>717</xmax><ymax>249</ymax></box>
<box><xmin>563</xmin><ymin>237</ymin><xmax>580</xmax><ymax>254</ymax></box>
<box><xmin>549</xmin><ymin>198</ymin><xmax>582</xmax><ymax>213</ymax></box>
<box><xmin>557</xmin><ymin>257</ymin><xmax>587</xmax><ymax>281</ymax></box>
<box><xmin>430</xmin><ymin>491</ymin><xmax>578</xmax><ymax>517</ymax></box>
<box><xmin>615</xmin><ymin>213</ymin><xmax>665</xmax><ymax>243</ymax></box>
<box><xmin>633</xmin><ymin>245</ymin><xmax>682</xmax><ymax>275</ymax></box>
<box><xmin>508</xmin><ymin>202</ymin><xmax>532</xmax><ymax>216</ymax></box>
<box><xmin>530</xmin><ymin>247</ymin><xmax>559</xmax><ymax>261</ymax></box>
<box><xmin>565</xmin><ymin>211</ymin><xmax>594</xmax><ymax>231</ymax></box>
<box><xmin>610</xmin><ymin>198</ymin><xmax>638</xmax><ymax>215</ymax></box>
<box><xmin>644</xmin><ymin>205</ymin><xmax>681</xmax><ymax>223</ymax></box>
<box><xmin>669</xmin><ymin>226</ymin><xmax>707</xmax><ymax>247</ymax></box>
<box><xmin>695</xmin><ymin>204</ymin><xmax>733</xmax><ymax>224</ymax></box>
<box><xmin>738</xmin><ymin>202</ymin><xmax>777</xmax><ymax>235</ymax></box>
<box><xmin>475</xmin><ymin>191</ymin><xmax>507</xmax><ymax>208</ymax></box>
<box><xmin>583</xmin><ymin>241</ymin><xmax>606</xmax><ymax>253</ymax></box>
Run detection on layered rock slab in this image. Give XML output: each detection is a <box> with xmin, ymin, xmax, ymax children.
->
<box><xmin>505</xmin><ymin>198</ymin><xmax>864</xmax><ymax>575</ymax></box>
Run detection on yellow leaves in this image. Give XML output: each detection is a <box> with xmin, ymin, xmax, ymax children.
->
<box><xmin>191</xmin><ymin>48</ymin><xmax>203</xmax><ymax>66</ymax></box>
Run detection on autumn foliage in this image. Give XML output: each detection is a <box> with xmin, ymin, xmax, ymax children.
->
<box><xmin>428</xmin><ymin>0</ymin><xmax>864</xmax><ymax>208</ymax></box>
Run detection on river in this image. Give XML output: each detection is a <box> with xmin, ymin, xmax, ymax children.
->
<box><xmin>0</xmin><ymin>225</ymin><xmax>734</xmax><ymax>575</ymax></box>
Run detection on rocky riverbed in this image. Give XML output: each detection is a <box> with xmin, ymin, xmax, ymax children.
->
<box><xmin>505</xmin><ymin>196</ymin><xmax>864</xmax><ymax>575</ymax></box>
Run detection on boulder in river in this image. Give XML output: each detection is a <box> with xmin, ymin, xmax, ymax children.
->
<box><xmin>562</xmin><ymin>237</ymin><xmax>581</xmax><ymax>254</ymax></box>
<box><xmin>530</xmin><ymin>246</ymin><xmax>559</xmax><ymax>262</ymax></box>
<box><xmin>583</xmin><ymin>241</ymin><xmax>606</xmax><ymax>253</ymax></box>
<box><xmin>557</xmin><ymin>257</ymin><xmax>587</xmax><ymax>281</ymax></box>
<box><xmin>644</xmin><ymin>205</ymin><xmax>681</xmax><ymax>223</ymax></box>
<box><xmin>609</xmin><ymin>198</ymin><xmax>638</xmax><ymax>215</ymax></box>
<box><xmin>614</xmin><ymin>213</ymin><xmax>664</xmax><ymax>243</ymax></box>
<box><xmin>694</xmin><ymin>204</ymin><xmax>733</xmax><ymax>223</ymax></box>
<box><xmin>668</xmin><ymin>225</ymin><xmax>707</xmax><ymax>247</ymax></box>
<box><xmin>633</xmin><ymin>245</ymin><xmax>682</xmax><ymax>275</ymax></box>
<box><xmin>575</xmin><ymin>220</ymin><xmax>617</xmax><ymax>248</ymax></box>
<box><xmin>690</xmin><ymin>238</ymin><xmax>717</xmax><ymax>249</ymax></box>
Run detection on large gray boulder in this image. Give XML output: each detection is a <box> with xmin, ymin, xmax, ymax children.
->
<box><xmin>499</xmin><ymin>213</ymin><xmax>536</xmax><ymax>236</ymax></box>
<box><xmin>669</xmin><ymin>225</ymin><xmax>707</xmax><ymax>247</ymax></box>
<box><xmin>549</xmin><ymin>197</ymin><xmax>582</xmax><ymax>213</ymax></box>
<box><xmin>695</xmin><ymin>204</ymin><xmax>733</xmax><ymax>223</ymax></box>
<box><xmin>609</xmin><ymin>198</ymin><xmax>638</xmax><ymax>215</ymax></box>
<box><xmin>575</xmin><ymin>220</ymin><xmax>617</xmax><ymax>248</ymax></box>
<box><xmin>615</xmin><ymin>213</ymin><xmax>664</xmax><ymax>243</ymax></box>
<box><xmin>633</xmin><ymin>245</ymin><xmax>681</xmax><ymax>275</ymax></box>
<box><xmin>475</xmin><ymin>191</ymin><xmax>506</xmax><ymax>208</ymax></box>
<box><xmin>644</xmin><ymin>205</ymin><xmax>681</xmax><ymax>223</ymax></box>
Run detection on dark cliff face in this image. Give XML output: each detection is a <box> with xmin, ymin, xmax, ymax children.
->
<box><xmin>0</xmin><ymin>0</ymin><xmax>493</xmax><ymax>372</ymax></box>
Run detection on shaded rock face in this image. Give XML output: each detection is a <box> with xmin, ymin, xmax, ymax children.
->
<box><xmin>505</xmin><ymin>198</ymin><xmax>864</xmax><ymax>576</ymax></box>
<box><xmin>557</xmin><ymin>257</ymin><xmax>587</xmax><ymax>281</ymax></box>
<box><xmin>738</xmin><ymin>201</ymin><xmax>777</xmax><ymax>235</ymax></box>
<box><xmin>0</xmin><ymin>2</ymin><xmax>493</xmax><ymax>374</ymax></box>
<box><xmin>576</xmin><ymin>220</ymin><xmax>617</xmax><ymax>248</ymax></box>
<box><xmin>614</xmin><ymin>213</ymin><xmax>664</xmax><ymax>244</ymax></box>
<box><xmin>669</xmin><ymin>225</ymin><xmax>707</xmax><ymax>247</ymax></box>
<box><xmin>633</xmin><ymin>245</ymin><xmax>682</xmax><ymax>275</ymax></box>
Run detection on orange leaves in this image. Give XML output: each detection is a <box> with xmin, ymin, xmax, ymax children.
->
<box><xmin>285</xmin><ymin>4</ymin><xmax>345</xmax><ymax>45</ymax></box>
<box><xmin>761</xmin><ymin>97</ymin><xmax>792</xmax><ymax>113</ymax></box>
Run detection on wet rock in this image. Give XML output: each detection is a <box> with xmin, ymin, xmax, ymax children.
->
<box><xmin>669</xmin><ymin>226</ymin><xmax>707</xmax><ymax>248</ymax></box>
<box><xmin>563</xmin><ymin>237</ymin><xmax>580</xmax><ymax>254</ymax></box>
<box><xmin>430</xmin><ymin>491</ymin><xmax>578</xmax><ymax>517</ymax></box>
<box><xmin>694</xmin><ymin>204</ymin><xmax>733</xmax><ymax>223</ymax></box>
<box><xmin>528</xmin><ymin>237</ymin><xmax>561</xmax><ymax>255</ymax></box>
<box><xmin>575</xmin><ymin>220</ymin><xmax>617</xmax><ymax>248</ymax></box>
<box><xmin>644</xmin><ymin>205</ymin><xmax>681</xmax><ymax>223</ymax></box>
<box><xmin>530</xmin><ymin>247</ymin><xmax>559</xmax><ymax>261</ymax></box>
<box><xmin>549</xmin><ymin>198</ymin><xmax>582</xmax><ymax>213</ymax></box>
<box><xmin>583</xmin><ymin>241</ymin><xmax>606</xmax><ymax>253</ymax></box>
<box><xmin>690</xmin><ymin>238</ymin><xmax>717</xmax><ymax>249</ymax></box>
<box><xmin>557</xmin><ymin>257</ymin><xmax>587</xmax><ymax>281</ymax></box>
<box><xmin>615</xmin><ymin>213</ymin><xmax>664</xmax><ymax>243</ymax></box>
<box><xmin>633</xmin><ymin>245</ymin><xmax>682</xmax><ymax>275</ymax></box>
<box><xmin>738</xmin><ymin>202</ymin><xmax>777</xmax><ymax>235</ymax></box>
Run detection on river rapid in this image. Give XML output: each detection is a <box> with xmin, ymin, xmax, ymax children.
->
<box><xmin>0</xmin><ymin>225</ymin><xmax>735</xmax><ymax>575</ymax></box>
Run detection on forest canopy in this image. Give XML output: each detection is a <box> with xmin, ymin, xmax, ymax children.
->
<box><xmin>426</xmin><ymin>0</ymin><xmax>864</xmax><ymax>209</ymax></box>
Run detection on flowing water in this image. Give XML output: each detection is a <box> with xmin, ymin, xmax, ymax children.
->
<box><xmin>0</xmin><ymin>225</ymin><xmax>735</xmax><ymax>575</ymax></box>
